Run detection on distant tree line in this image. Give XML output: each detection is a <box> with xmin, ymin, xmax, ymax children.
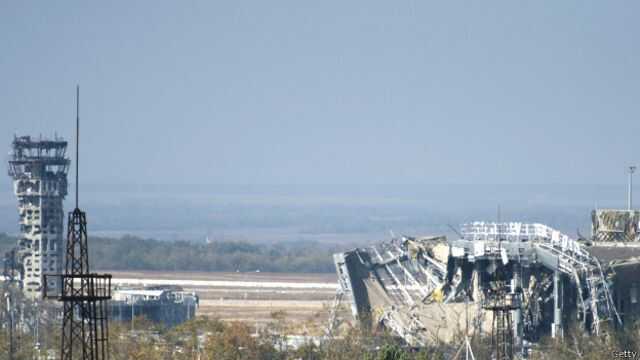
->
<box><xmin>0</xmin><ymin>232</ymin><xmax>13</xmax><ymax>254</ymax></box>
<box><xmin>0</xmin><ymin>233</ymin><xmax>344</xmax><ymax>273</ymax></box>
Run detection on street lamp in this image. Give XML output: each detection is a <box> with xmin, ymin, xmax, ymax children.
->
<box><xmin>629</xmin><ymin>166</ymin><xmax>637</xmax><ymax>210</ymax></box>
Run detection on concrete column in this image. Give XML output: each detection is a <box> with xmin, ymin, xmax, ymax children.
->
<box><xmin>512</xmin><ymin>271</ymin><xmax>522</xmax><ymax>351</ymax></box>
<box><xmin>552</xmin><ymin>270</ymin><xmax>563</xmax><ymax>338</ymax></box>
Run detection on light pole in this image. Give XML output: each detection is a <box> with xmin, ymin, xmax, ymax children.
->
<box><xmin>6</xmin><ymin>293</ymin><xmax>14</xmax><ymax>360</ymax></box>
<box><xmin>629</xmin><ymin>166</ymin><xmax>637</xmax><ymax>210</ymax></box>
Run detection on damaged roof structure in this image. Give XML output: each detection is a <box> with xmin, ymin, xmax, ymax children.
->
<box><xmin>333</xmin><ymin>209</ymin><xmax>640</xmax><ymax>357</ymax></box>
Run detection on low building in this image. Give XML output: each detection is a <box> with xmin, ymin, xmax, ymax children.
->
<box><xmin>109</xmin><ymin>287</ymin><xmax>198</xmax><ymax>327</ymax></box>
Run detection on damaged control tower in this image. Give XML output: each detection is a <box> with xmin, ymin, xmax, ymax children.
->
<box><xmin>8</xmin><ymin>135</ymin><xmax>69</xmax><ymax>299</ymax></box>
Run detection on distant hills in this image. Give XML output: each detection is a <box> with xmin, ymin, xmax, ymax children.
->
<box><xmin>0</xmin><ymin>183</ymin><xmax>633</xmax><ymax>242</ymax></box>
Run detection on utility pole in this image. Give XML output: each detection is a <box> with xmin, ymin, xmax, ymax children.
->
<box><xmin>34</xmin><ymin>302</ymin><xmax>40</xmax><ymax>358</ymax></box>
<box><xmin>5</xmin><ymin>293</ymin><xmax>15</xmax><ymax>360</ymax></box>
<box><xmin>3</xmin><ymin>248</ymin><xmax>18</xmax><ymax>360</ymax></box>
<box><xmin>629</xmin><ymin>166</ymin><xmax>636</xmax><ymax>210</ymax></box>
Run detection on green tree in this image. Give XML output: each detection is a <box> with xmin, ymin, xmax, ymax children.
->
<box><xmin>376</xmin><ymin>344</ymin><xmax>410</xmax><ymax>360</ymax></box>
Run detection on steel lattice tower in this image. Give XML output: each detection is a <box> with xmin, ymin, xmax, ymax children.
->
<box><xmin>483</xmin><ymin>281</ymin><xmax>520</xmax><ymax>360</ymax></box>
<box><xmin>44</xmin><ymin>86</ymin><xmax>112</xmax><ymax>360</ymax></box>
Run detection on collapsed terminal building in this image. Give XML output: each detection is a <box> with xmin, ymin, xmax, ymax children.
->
<box><xmin>333</xmin><ymin>209</ymin><xmax>640</xmax><ymax>355</ymax></box>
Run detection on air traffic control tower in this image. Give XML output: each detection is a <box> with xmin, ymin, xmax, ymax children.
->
<box><xmin>8</xmin><ymin>136</ymin><xmax>69</xmax><ymax>299</ymax></box>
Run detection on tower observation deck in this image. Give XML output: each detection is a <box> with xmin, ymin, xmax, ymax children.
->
<box><xmin>8</xmin><ymin>135</ymin><xmax>70</xmax><ymax>299</ymax></box>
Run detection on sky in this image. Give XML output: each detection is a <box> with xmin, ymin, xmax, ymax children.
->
<box><xmin>1</xmin><ymin>1</ymin><xmax>639</xmax><ymax>187</ymax></box>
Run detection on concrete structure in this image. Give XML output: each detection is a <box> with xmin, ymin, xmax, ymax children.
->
<box><xmin>332</xmin><ymin>235</ymin><xmax>452</xmax><ymax>346</ymax></box>
<box><xmin>591</xmin><ymin>209</ymin><xmax>640</xmax><ymax>242</ymax></box>
<box><xmin>8</xmin><ymin>136</ymin><xmax>69</xmax><ymax>299</ymax></box>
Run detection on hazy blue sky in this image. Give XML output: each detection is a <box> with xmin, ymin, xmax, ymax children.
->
<box><xmin>1</xmin><ymin>1</ymin><xmax>639</xmax><ymax>186</ymax></box>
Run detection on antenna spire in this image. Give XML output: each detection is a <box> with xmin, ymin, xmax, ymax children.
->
<box><xmin>75</xmin><ymin>85</ymin><xmax>79</xmax><ymax>209</ymax></box>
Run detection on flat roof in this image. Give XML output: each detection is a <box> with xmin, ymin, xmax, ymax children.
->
<box><xmin>115</xmin><ymin>289</ymin><xmax>165</xmax><ymax>297</ymax></box>
<box><xmin>587</xmin><ymin>245</ymin><xmax>640</xmax><ymax>263</ymax></box>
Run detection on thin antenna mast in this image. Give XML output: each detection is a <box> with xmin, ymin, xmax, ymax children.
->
<box><xmin>75</xmin><ymin>85</ymin><xmax>79</xmax><ymax>209</ymax></box>
<box><xmin>45</xmin><ymin>86</ymin><xmax>112</xmax><ymax>360</ymax></box>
